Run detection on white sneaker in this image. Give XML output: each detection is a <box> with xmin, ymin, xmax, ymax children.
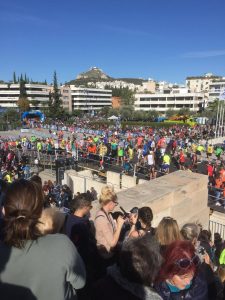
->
<box><xmin>215</xmin><ymin>202</ymin><xmax>221</xmax><ymax>206</ymax></box>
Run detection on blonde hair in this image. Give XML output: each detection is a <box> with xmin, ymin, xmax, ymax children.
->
<box><xmin>155</xmin><ymin>216</ymin><xmax>183</xmax><ymax>246</ymax></box>
<box><xmin>37</xmin><ymin>208</ymin><xmax>66</xmax><ymax>234</ymax></box>
<box><xmin>217</xmin><ymin>265</ymin><xmax>225</xmax><ymax>283</ymax></box>
<box><xmin>99</xmin><ymin>185</ymin><xmax>117</xmax><ymax>206</ymax></box>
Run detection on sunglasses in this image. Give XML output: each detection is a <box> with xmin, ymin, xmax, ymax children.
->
<box><xmin>112</xmin><ymin>200</ymin><xmax>119</xmax><ymax>206</ymax></box>
<box><xmin>175</xmin><ymin>255</ymin><xmax>200</xmax><ymax>269</ymax></box>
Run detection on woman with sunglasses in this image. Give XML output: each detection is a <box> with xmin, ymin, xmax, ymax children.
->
<box><xmin>155</xmin><ymin>240</ymin><xmax>208</xmax><ymax>300</ymax></box>
<box><xmin>94</xmin><ymin>185</ymin><xmax>125</xmax><ymax>265</ymax></box>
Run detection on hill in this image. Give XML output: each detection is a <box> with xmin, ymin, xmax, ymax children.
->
<box><xmin>66</xmin><ymin>67</ymin><xmax>147</xmax><ymax>86</ymax></box>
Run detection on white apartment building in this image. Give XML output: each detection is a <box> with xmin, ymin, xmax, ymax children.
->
<box><xmin>60</xmin><ymin>85</ymin><xmax>72</xmax><ymax>112</ymax></box>
<box><xmin>0</xmin><ymin>83</ymin><xmax>51</xmax><ymax>110</ymax></box>
<box><xmin>209</xmin><ymin>79</ymin><xmax>225</xmax><ymax>101</ymax></box>
<box><xmin>70</xmin><ymin>86</ymin><xmax>112</xmax><ymax>112</ymax></box>
<box><xmin>186</xmin><ymin>73</ymin><xmax>222</xmax><ymax>93</ymax></box>
<box><xmin>134</xmin><ymin>90</ymin><xmax>204</xmax><ymax>114</ymax></box>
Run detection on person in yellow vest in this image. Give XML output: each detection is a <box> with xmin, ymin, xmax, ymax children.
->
<box><xmin>162</xmin><ymin>153</ymin><xmax>171</xmax><ymax>174</ymax></box>
<box><xmin>207</xmin><ymin>144</ymin><xmax>213</xmax><ymax>159</ymax></box>
<box><xmin>191</xmin><ymin>143</ymin><xmax>197</xmax><ymax>153</ymax></box>
<box><xmin>4</xmin><ymin>171</ymin><xmax>12</xmax><ymax>183</ymax></box>
<box><xmin>98</xmin><ymin>143</ymin><xmax>107</xmax><ymax>159</ymax></box>
<box><xmin>196</xmin><ymin>144</ymin><xmax>205</xmax><ymax>162</ymax></box>
<box><xmin>127</xmin><ymin>145</ymin><xmax>134</xmax><ymax>161</ymax></box>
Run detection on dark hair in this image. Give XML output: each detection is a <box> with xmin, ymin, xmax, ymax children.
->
<box><xmin>157</xmin><ymin>240</ymin><xmax>197</xmax><ymax>282</ymax></box>
<box><xmin>3</xmin><ymin>179</ymin><xmax>44</xmax><ymax>248</ymax></box>
<box><xmin>30</xmin><ymin>175</ymin><xmax>42</xmax><ymax>189</ymax></box>
<box><xmin>119</xmin><ymin>235</ymin><xmax>162</xmax><ymax>285</ymax></box>
<box><xmin>70</xmin><ymin>193</ymin><xmax>92</xmax><ymax>213</ymax></box>
<box><xmin>198</xmin><ymin>229</ymin><xmax>211</xmax><ymax>243</ymax></box>
<box><xmin>138</xmin><ymin>206</ymin><xmax>153</xmax><ymax>231</ymax></box>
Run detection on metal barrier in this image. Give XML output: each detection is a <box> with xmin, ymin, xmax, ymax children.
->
<box><xmin>209</xmin><ymin>219</ymin><xmax>225</xmax><ymax>241</ymax></box>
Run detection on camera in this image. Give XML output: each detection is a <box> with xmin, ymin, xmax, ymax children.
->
<box><xmin>198</xmin><ymin>246</ymin><xmax>205</xmax><ymax>256</ymax></box>
<box><xmin>119</xmin><ymin>206</ymin><xmax>130</xmax><ymax>219</ymax></box>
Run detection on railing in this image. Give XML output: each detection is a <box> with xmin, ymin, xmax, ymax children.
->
<box><xmin>209</xmin><ymin>218</ymin><xmax>225</xmax><ymax>241</ymax></box>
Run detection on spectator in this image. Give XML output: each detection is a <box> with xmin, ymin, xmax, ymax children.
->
<box><xmin>129</xmin><ymin>206</ymin><xmax>155</xmax><ymax>238</ymax></box>
<box><xmin>217</xmin><ymin>265</ymin><xmax>225</xmax><ymax>299</ymax></box>
<box><xmin>93</xmin><ymin>235</ymin><xmax>163</xmax><ymax>300</ymax></box>
<box><xmin>94</xmin><ymin>185</ymin><xmax>125</xmax><ymax>265</ymax></box>
<box><xmin>90</xmin><ymin>186</ymin><xmax>98</xmax><ymax>200</ymax></box>
<box><xmin>155</xmin><ymin>216</ymin><xmax>183</xmax><ymax>254</ymax></box>
<box><xmin>181</xmin><ymin>223</ymin><xmax>222</xmax><ymax>300</ymax></box>
<box><xmin>155</xmin><ymin>240</ymin><xmax>208</xmax><ymax>300</ymax></box>
<box><xmin>0</xmin><ymin>179</ymin><xmax>86</xmax><ymax>300</ymax></box>
<box><xmin>37</xmin><ymin>207</ymin><xmax>66</xmax><ymax>234</ymax></box>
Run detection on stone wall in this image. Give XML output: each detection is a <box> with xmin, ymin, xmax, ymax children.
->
<box><xmin>63</xmin><ymin>168</ymin><xmax>209</xmax><ymax>229</ymax></box>
<box><xmin>116</xmin><ymin>170</ymin><xmax>209</xmax><ymax>228</ymax></box>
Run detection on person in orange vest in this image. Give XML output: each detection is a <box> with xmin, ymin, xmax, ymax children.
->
<box><xmin>215</xmin><ymin>174</ymin><xmax>223</xmax><ymax>206</ymax></box>
<box><xmin>87</xmin><ymin>143</ymin><xmax>97</xmax><ymax>161</ymax></box>
<box><xmin>219</xmin><ymin>166</ymin><xmax>225</xmax><ymax>183</ymax></box>
<box><xmin>179</xmin><ymin>149</ymin><xmax>186</xmax><ymax>170</ymax></box>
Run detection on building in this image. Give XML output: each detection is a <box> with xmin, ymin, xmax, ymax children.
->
<box><xmin>209</xmin><ymin>78</ymin><xmax>225</xmax><ymax>101</ymax></box>
<box><xmin>139</xmin><ymin>80</ymin><xmax>156</xmax><ymax>93</ymax></box>
<box><xmin>134</xmin><ymin>90</ymin><xmax>204</xmax><ymax>114</ymax></box>
<box><xmin>60</xmin><ymin>85</ymin><xmax>72</xmax><ymax>112</ymax></box>
<box><xmin>0</xmin><ymin>83</ymin><xmax>51</xmax><ymax>110</ymax></box>
<box><xmin>70</xmin><ymin>86</ymin><xmax>112</xmax><ymax>112</ymax></box>
<box><xmin>186</xmin><ymin>73</ymin><xmax>222</xmax><ymax>93</ymax></box>
<box><xmin>112</xmin><ymin>96</ymin><xmax>121</xmax><ymax>109</ymax></box>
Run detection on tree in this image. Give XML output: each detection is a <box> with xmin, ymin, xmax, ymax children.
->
<box><xmin>177</xmin><ymin>108</ymin><xmax>191</xmax><ymax>117</ymax></box>
<box><xmin>48</xmin><ymin>71</ymin><xmax>63</xmax><ymax>118</ymax></box>
<box><xmin>202</xmin><ymin>99</ymin><xmax>222</xmax><ymax>118</ymax></box>
<box><xmin>3</xmin><ymin>108</ymin><xmax>19</xmax><ymax>123</ymax></box>
<box><xmin>30</xmin><ymin>98</ymin><xmax>40</xmax><ymax>109</ymax></box>
<box><xmin>19</xmin><ymin>78</ymin><xmax>27</xmax><ymax>99</ymax></box>
<box><xmin>18</xmin><ymin>75</ymin><xmax>29</xmax><ymax>112</ymax></box>
<box><xmin>99</xmin><ymin>106</ymin><xmax>110</xmax><ymax>117</ymax></box>
<box><xmin>165</xmin><ymin>108</ymin><xmax>177</xmax><ymax>119</ymax></box>
<box><xmin>13</xmin><ymin>72</ymin><xmax>17</xmax><ymax>83</ymax></box>
<box><xmin>17</xmin><ymin>97</ymin><xmax>30</xmax><ymax>112</ymax></box>
<box><xmin>119</xmin><ymin>105</ymin><xmax>134</xmax><ymax>120</ymax></box>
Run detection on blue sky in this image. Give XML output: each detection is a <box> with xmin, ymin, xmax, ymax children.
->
<box><xmin>1</xmin><ymin>0</ymin><xmax>225</xmax><ymax>84</ymax></box>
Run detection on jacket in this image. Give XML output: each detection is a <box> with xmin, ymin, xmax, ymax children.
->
<box><xmin>154</xmin><ymin>274</ymin><xmax>208</xmax><ymax>300</ymax></box>
<box><xmin>92</xmin><ymin>264</ymin><xmax>162</xmax><ymax>300</ymax></box>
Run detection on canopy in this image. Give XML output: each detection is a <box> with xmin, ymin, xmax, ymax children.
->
<box><xmin>108</xmin><ymin>115</ymin><xmax>119</xmax><ymax>120</ymax></box>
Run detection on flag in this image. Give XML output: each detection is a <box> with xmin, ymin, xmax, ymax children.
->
<box><xmin>219</xmin><ymin>89</ymin><xmax>225</xmax><ymax>101</ymax></box>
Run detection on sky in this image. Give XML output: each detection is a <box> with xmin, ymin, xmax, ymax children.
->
<box><xmin>1</xmin><ymin>0</ymin><xmax>225</xmax><ymax>85</ymax></box>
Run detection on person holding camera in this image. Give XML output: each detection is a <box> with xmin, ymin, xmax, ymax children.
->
<box><xmin>128</xmin><ymin>206</ymin><xmax>155</xmax><ymax>239</ymax></box>
<box><xmin>94</xmin><ymin>185</ymin><xmax>125</xmax><ymax>265</ymax></box>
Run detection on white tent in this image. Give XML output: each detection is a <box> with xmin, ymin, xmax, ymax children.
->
<box><xmin>108</xmin><ymin>115</ymin><xmax>119</xmax><ymax>120</ymax></box>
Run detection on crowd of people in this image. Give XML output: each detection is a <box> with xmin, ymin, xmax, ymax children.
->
<box><xmin>0</xmin><ymin>122</ymin><xmax>225</xmax><ymax>209</ymax></box>
<box><xmin>1</xmin><ymin>121</ymin><xmax>225</xmax><ymax>299</ymax></box>
<box><xmin>1</xmin><ymin>177</ymin><xmax>225</xmax><ymax>299</ymax></box>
